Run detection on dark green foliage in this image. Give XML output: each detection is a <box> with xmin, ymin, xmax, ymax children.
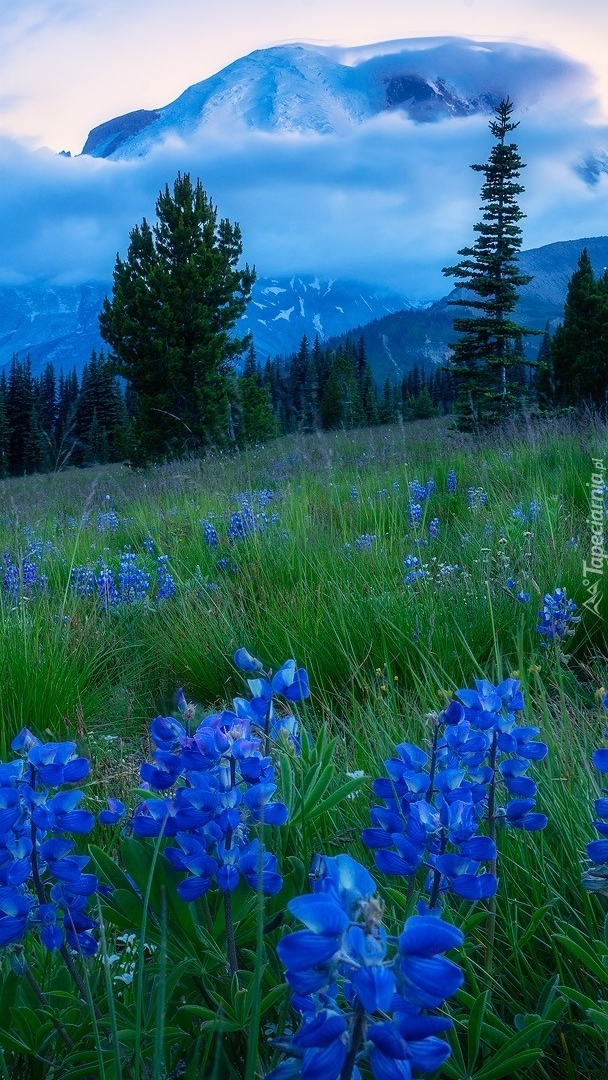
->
<box><xmin>443</xmin><ymin>99</ymin><xmax>536</xmax><ymax>429</ymax></box>
<box><xmin>7</xmin><ymin>357</ymin><xmax>42</xmax><ymax>475</ymax></box>
<box><xmin>534</xmin><ymin>324</ymin><xmax>553</xmax><ymax>409</ymax></box>
<box><xmin>99</xmin><ymin>172</ymin><xmax>255</xmax><ymax>463</ymax></box>
<box><xmin>546</xmin><ymin>250</ymin><xmax>608</xmax><ymax>407</ymax></box>
<box><xmin>0</xmin><ymin>374</ymin><xmax>9</xmax><ymax>479</ymax></box>
<box><xmin>0</xmin><ymin>352</ymin><xmax>131</xmax><ymax>476</ymax></box>
<box><xmin>238</xmin><ymin>345</ymin><xmax>279</xmax><ymax>445</ymax></box>
<box><xmin>73</xmin><ymin>351</ymin><xmax>129</xmax><ymax>465</ymax></box>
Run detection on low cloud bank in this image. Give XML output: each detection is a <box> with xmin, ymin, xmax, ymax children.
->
<box><xmin>0</xmin><ymin>105</ymin><xmax>606</xmax><ymax>298</ymax></box>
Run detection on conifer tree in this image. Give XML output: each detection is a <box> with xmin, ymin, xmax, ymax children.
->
<box><xmin>549</xmin><ymin>249</ymin><xmax>608</xmax><ymax>406</ymax></box>
<box><xmin>7</xmin><ymin>356</ymin><xmax>40</xmax><ymax>475</ymax></box>
<box><xmin>443</xmin><ymin>99</ymin><xmax>535</xmax><ymax>429</ymax></box>
<box><xmin>239</xmin><ymin>344</ymin><xmax>278</xmax><ymax>444</ymax></box>
<box><xmin>99</xmin><ymin>173</ymin><xmax>255</xmax><ymax>462</ymax></box>
<box><xmin>0</xmin><ymin>374</ymin><xmax>9</xmax><ymax>478</ymax></box>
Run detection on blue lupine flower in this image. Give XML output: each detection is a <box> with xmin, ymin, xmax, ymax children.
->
<box><xmin>133</xmin><ymin>653</ymin><xmax>305</xmax><ymax>900</ymax></box>
<box><xmin>118</xmin><ymin>552</ymin><xmax>151</xmax><ymax>603</ymax></box>
<box><xmin>446</xmin><ymin>470</ymin><xmax>457</xmax><ymax>493</ymax></box>
<box><xmin>234</xmin><ymin>648</ymin><xmax>264</xmax><ymax>672</ymax></box>
<box><xmin>354</xmin><ymin>534</ymin><xmax>376</xmax><ymax>551</ymax></box>
<box><xmin>70</xmin><ymin>566</ymin><xmax>96</xmax><ymax>598</ymax></box>
<box><xmin>467</xmin><ymin>488</ymin><xmax>488</xmax><ymax>509</ymax></box>
<box><xmin>97</xmin><ymin>510</ymin><xmax>120</xmax><ymax>532</ymax></box>
<box><xmin>227</xmin><ymin>509</ymin><xmax>256</xmax><ymax>542</ymax></box>
<box><xmin>201</xmin><ymin>520</ymin><xmax>220</xmax><ymax>546</ymax></box>
<box><xmin>269</xmin><ymin>854</ymin><xmax>462</xmax><ymax>1080</ymax></box>
<box><xmin>96</xmin><ymin>565</ymin><xmax>120</xmax><ymax>608</ymax></box>
<box><xmin>363</xmin><ymin>678</ymin><xmax>546</xmax><ymax>903</ymax></box>
<box><xmin>429</xmin><ymin>518</ymin><xmax>440</xmax><ymax>540</ymax></box>
<box><xmin>0</xmin><ymin>732</ymin><xmax>100</xmax><ymax>953</ymax></box>
<box><xmin>98</xmin><ymin>799</ymin><xmax>126</xmax><ymax>825</ymax></box>
<box><xmin>409</xmin><ymin>503</ymin><xmax>422</xmax><ymax>528</ymax></box>
<box><xmin>536</xmin><ymin>588</ymin><xmax>580</xmax><ymax>643</ymax></box>
<box><xmin>156</xmin><ymin>555</ymin><xmax>176</xmax><ymax>600</ymax></box>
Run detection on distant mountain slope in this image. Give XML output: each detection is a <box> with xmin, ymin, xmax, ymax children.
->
<box><xmin>329</xmin><ymin>236</ymin><xmax>608</xmax><ymax>383</ymax></box>
<box><xmin>1</xmin><ymin>236</ymin><xmax>605</xmax><ymax>383</ymax></box>
<box><xmin>237</xmin><ymin>276</ymin><xmax>416</xmax><ymax>359</ymax></box>
<box><xmin>0</xmin><ymin>282</ymin><xmax>108</xmax><ymax>376</ymax></box>
<box><xmin>80</xmin><ymin>38</ymin><xmax>587</xmax><ymax>160</ymax></box>
<box><xmin>0</xmin><ymin>277</ymin><xmax>412</xmax><ymax>377</ymax></box>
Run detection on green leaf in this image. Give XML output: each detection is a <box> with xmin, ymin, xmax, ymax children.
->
<box><xmin>279</xmin><ymin>752</ymin><xmax>295</xmax><ymax>814</ymax></box>
<box><xmin>103</xmin><ymin>886</ymin><xmax>145</xmax><ymax>929</ymax></box>
<box><xmin>554</xmin><ymin>933</ymin><xmax>608</xmax><ymax>984</ymax></box>
<box><xmin>89</xmin><ymin>841</ymin><xmax>137</xmax><ymax>892</ymax></box>
<box><xmin>473</xmin><ymin>1049</ymin><xmax>543</xmax><ymax>1080</ymax></box>
<box><xmin>484</xmin><ymin>1020</ymin><xmax>554</xmax><ymax>1065</ymax></box>
<box><xmin>467</xmin><ymin>991</ymin><xmax>489</xmax><ymax>1069</ymax></box>
<box><xmin>312</xmin><ymin>776</ymin><xmax>366</xmax><ymax>817</ymax></box>
<box><xmin>302</xmin><ymin>763</ymin><xmax>334</xmax><ymax>815</ymax></box>
<box><xmin>560</xmin><ymin>986</ymin><xmax>603</xmax><ymax>1013</ymax></box>
<box><xmin>586</xmin><ymin>1008</ymin><xmax>608</xmax><ymax>1035</ymax></box>
<box><xmin>516</xmin><ymin>903</ymin><xmax>554</xmax><ymax>950</ymax></box>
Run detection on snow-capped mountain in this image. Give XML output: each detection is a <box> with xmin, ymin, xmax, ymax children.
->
<box><xmin>0</xmin><ymin>277</ymin><xmax>413</xmax><ymax>376</ymax></box>
<box><xmin>81</xmin><ymin>38</ymin><xmax>589</xmax><ymax>160</ymax></box>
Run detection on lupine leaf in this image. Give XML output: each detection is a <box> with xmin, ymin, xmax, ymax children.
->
<box><xmin>312</xmin><ymin>776</ymin><xmax>365</xmax><ymax>817</ymax></box>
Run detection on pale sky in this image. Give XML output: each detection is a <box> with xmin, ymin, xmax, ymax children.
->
<box><xmin>1</xmin><ymin>0</ymin><xmax>607</xmax><ymax>153</ymax></box>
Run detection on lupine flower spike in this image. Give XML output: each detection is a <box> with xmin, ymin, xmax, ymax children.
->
<box><xmin>268</xmin><ymin>853</ymin><xmax>463</xmax><ymax>1080</ymax></box>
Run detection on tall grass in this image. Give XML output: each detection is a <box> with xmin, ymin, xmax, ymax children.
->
<box><xmin>0</xmin><ymin>415</ymin><xmax>607</xmax><ymax>1076</ymax></box>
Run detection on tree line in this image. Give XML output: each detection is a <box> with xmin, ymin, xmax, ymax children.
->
<box><xmin>0</xmin><ymin>336</ymin><xmax>455</xmax><ymax>476</ymax></box>
<box><xmin>0</xmin><ymin>351</ymin><xmax>130</xmax><ymax>477</ymax></box>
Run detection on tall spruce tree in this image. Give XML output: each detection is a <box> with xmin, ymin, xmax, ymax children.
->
<box><xmin>443</xmin><ymin>99</ymin><xmax>535</xmax><ymax>430</ymax></box>
<box><xmin>99</xmin><ymin>173</ymin><xmax>255</xmax><ymax>463</ymax></box>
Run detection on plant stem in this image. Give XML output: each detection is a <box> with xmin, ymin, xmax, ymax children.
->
<box><xmin>224</xmin><ymin>890</ymin><xmax>238</xmax><ymax>976</ymax></box>
<box><xmin>340</xmin><ymin>1004</ymin><xmax>365</xmax><ymax>1080</ymax></box>
<box><xmin>485</xmin><ymin>728</ymin><xmax>498</xmax><ymax>976</ymax></box>
<box><xmin>24</xmin><ymin>963</ymin><xmax>74</xmax><ymax>1050</ymax></box>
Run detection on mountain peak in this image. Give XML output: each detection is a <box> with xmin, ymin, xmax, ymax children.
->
<box><xmin>81</xmin><ymin>37</ymin><xmax>589</xmax><ymax>160</ymax></box>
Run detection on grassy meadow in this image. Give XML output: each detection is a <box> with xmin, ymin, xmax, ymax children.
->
<box><xmin>2</xmin><ymin>414</ymin><xmax>608</xmax><ymax>1079</ymax></box>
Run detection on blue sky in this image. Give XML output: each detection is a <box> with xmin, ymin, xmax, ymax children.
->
<box><xmin>0</xmin><ymin>0</ymin><xmax>607</xmax><ymax>296</ymax></box>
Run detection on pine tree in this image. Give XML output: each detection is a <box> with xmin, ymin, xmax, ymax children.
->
<box><xmin>442</xmin><ymin>99</ymin><xmax>535</xmax><ymax>429</ymax></box>
<box><xmin>99</xmin><ymin>173</ymin><xmax>255</xmax><ymax>462</ymax></box>
<box><xmin>0</xmin><ymin>374</ymin><xmax>9</xmax><ymax>478</ymax></box>
<box><xmin>239</xmin><ymin>344</ymin><xmax>279</xmax><ymax>444</ymax></box>
<box><xmin>55</xmin><ymin>368</ymin><xmax>79</xmax><ymax>468</ymax></box>
<box><xmin>549</xmin><ymin>250</ymin><xmax>608</xmax><ymax>407</ymax></box>
<box><xmin>7</xmin><ymin>356</ymin><xmax>41</xmax><ymax>475</ymax></box>
<box><xmin>378</xmin><ymin>377</ymin><xmax>397</xmax><ymax>424</ymax></box>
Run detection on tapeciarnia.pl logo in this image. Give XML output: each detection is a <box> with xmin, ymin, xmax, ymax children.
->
<box><xmin>582</xmin><ymin>457</ymin><xmax>606</xmax><ymax>615</ymax></box>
